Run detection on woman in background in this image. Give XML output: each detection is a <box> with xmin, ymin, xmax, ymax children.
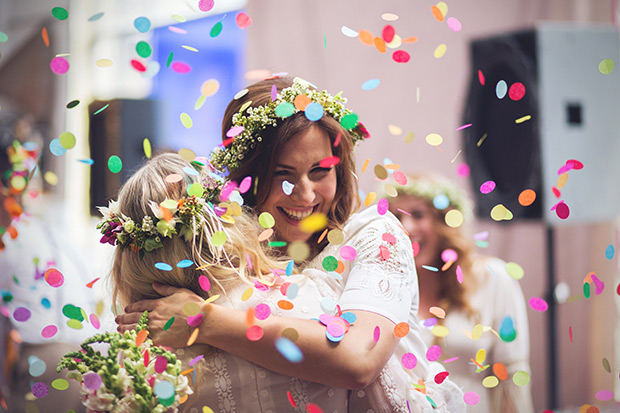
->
<box><xmin>388</xmin><ymin>173</ymin><xmax>534</xmax><ymax>413</ymax></box>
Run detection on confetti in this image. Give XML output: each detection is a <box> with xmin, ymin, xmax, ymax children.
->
<box><xmin>446</xmin><ymin>17</ymin><xmax>462</xmax><ymax>32</ymax></box>
<box><xmin>236</xmin><ymin>12</ymin><xmax>252</xmax><ymax>29</ymax></box>
<box><xmin>528</xmin><ymin>297</ymin><xmax>548</xmax><ymax>312</ymax></box>
<box><xmin>51</xmin><ymin>7</ymin><xmax>69</xmax><ymax>20</ymax></box>
<box><xmin>246</xmin><ymin>325</ymin><xmax>264</xmax><ymax>341</ymax></box>
<box><xmin>154</xmin><ymin>262</ymin><xmax>173</xmax><ymax>271</ymax></box>
<box><xmin>258</xmin><ymin>212</ymin><xmax>275</xmax><ymax>228</ymax></box>
<box><xmin>426</xmin><ymin>345</ymin><xmax>441</xmax><ymax>361</ymax></box>
<box><xmin>108</xmin><ymin>155</ymin><xmax>122</xmax><ymax>173</ymax></box>
<box><xmin>394</xmin><ymin>322</ymin><xmax>410</xmax><ymax>337</ymax></box>
<box><xmin>463</xmin><ymin>391</ymin><xmax>479</xmax><ymax>405</ymax></box>
<box><xmin>401</xmin><ymin>353</ymin><xmax>417</xmax><ymax>369</ymax></box>
<box><xmin>14</xmin><ymin>307</ymin><xmax>31</xmax><ymax>322</ymax></box>
<box><xmin>425</xmin><ymin>133</ymin><xmax>443</xmax><ymax>146</ymax></box>
<box><xmin>505</xmin><ymin>262</ymin><xmax>524</xmax><ymax>280</ymax></box>
<box><xmin>392</xmin><ymin>50</ymin><xmax>410</xmax><ymax>63</ymax></box>
<box><xmin>198</xmin><ymin>0</ymin><xmax>215</xmax><ymax>12</ymax></box>
<box><xmin>50</xmin><ymin>56</ymin><xmax>69</xmax><ymax>74</ymax></box>
<box><xmin>134</xmin><ymin>17</ymin><xmax>151</xmax><ymax>33</ymax></box>
<box><xmin>362</xmin><ymin>78</ymin><xmax>380</xmax><ymax>90</ymax></box>
<box><xmin>41</xmin><ymin>325</ymin><xmax>58</xmax><ymax>338</ymax></box>
<box><xmin>509</xmin><ymin>82</ymin><xmax>526</xmax><ymax>100</ymax></box>
<box><xmin>275</xmin><ymin>337</ymin><xmax>303</xmax><ymax>363</ymax></box>
<box><xmin>373</xmin><ymin>326</ymin><xmax>381</xmax><ymax>342</ymax></box>
<box><xmin>515</xmin><ymin>115</ymin><xmax>532</xmax><ymax>124</ymax></box>
<box><xmin>32</xmin><ymin>382</ymin><xmax>49</xmax><ymax>398</ymax></box>
<box><xmin>605</xmin><ymin>244</ymin><xmax>615</xmax><ymax>260</ymax></box>
<box><xmin>434</xmin><ymin>43</ymin><xmax>447</xmax><ymax>59</ymax></box>
<box><xmin>51</xmin><ymin>378</ymin><xmax>69</xmax><ymax>390</ymax></box>
<box><xmin>518</xmin><ymin>189</ymin><xmax>536</xmax><ymax>206</ymax></box>
<box><xmin>377</xmin><ymin>198</ymin><xmax>389</xmax><ymax>215</ymax></box>
<box><xmin>479</xmin><ymin>181</ymin><xmax>496</xmax><ymax>194</ymax></box>
<box><xmin>598</xmin><ymin>58</ymin><xmax>615</xmax><ymax>74</ymax></box>
<box><xmin>512</xmin><ymin>370</ymin><xmax>530</xmax><ymax>386</ymax></box>
<box><xmin>495</xmin><ymin>80</ymin><xmax>507</xmax><ymax>99</ymax></box>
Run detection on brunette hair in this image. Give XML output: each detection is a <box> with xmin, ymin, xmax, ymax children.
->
<box><xmin>221</xmin><ymin>77</ymin><xmax>361</xmax><ymax>256</ymax></box>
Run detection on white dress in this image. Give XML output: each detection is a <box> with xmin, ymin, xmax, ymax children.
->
<box><xmin>419</xmin><ymin>257</ymin><xmax>534</xmax><ymax>413</ymax></box>
<box><xmin>179</xmin><ymin>273</ymin><xmax>349</xmax><ymax>413</ymax></box>
<box><xmin>305</xmin><ymin>208</ymin><xmax>465</xmax><ymax>412</ymax></box>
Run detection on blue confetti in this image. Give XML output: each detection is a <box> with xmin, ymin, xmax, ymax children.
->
<box><xmin>41</xmin><ymin>298</ymin><xmax>51</xmax><ymax>309</ymax></box>
<box><xmin>275</xmin><ymin>337</ymin><xmax>304</xmax><ymax>363</ymax></box>
<box><xmin>134</xmin><ymin>17</ymin><xmax>151</xmax><ymax>33</ymax></box>
<box><xmin>340</xmin><ymin>312</ymin><xmax>357</xmax><ymax>324</ymax></box>
<box><xmin>304</xmin><ymin>102</ymin><xmax>324</xmax><ymax>121</ymax></box>
<box><xmin>433</xmin><ymin>194</ymin><xmax>450</xmax><ymax>210</ymax></box>
<box><xmin>153</xmin><ymin>380</ymin><xmax>174</xmax><ymax>399</ymax></box>
<box><xmin>88</xmin><ymin>12</ymin><xmax>104</xmax><ymax>21</ymax></box>
<box><xmin>154</xmin><ymin>262</ymin><xmax>173</xmax><ymax>271</ymax></box>
<box><xmin>286</xmin><ymin>260</ymin><xmax>294</xmax><ymax>277</ymax></box>
<box><xmin>495</xmin><ymin>80</ymin><xmax>508</xmax><ymax>99</ymax></box>
<box><xmin>421</xmin><ymin>265</ymin><xmax>439</xmax><ymax>272</ymax></box>
<box><xmin>182</xmin><ymin>166</ymin><xmax>198</xmax><ymax>176</ymax></box>
<box><xmin>78</xmin><ymin>158</ymin><xmax>94</xmax><ymax>165</ymax></box>
<box><xmin>605</xmin><ymin>244</ymin><xmax>615</xmax><ymax>260</ymax></box>
<box><xmin>499</xmin><ymin>316</ymin><xmax>517</xmax><ymax>342</ymax></box>
<box><xmin>326</xmin><ymin>330</ymin><xmax>344</xmax><ymax>342</ymax></box>
<box><xmin>49</xmin><ymin>139</ymin><xmax>66</xmax><ymax>156</ymax></box>
<box><xmin>362</xmin><ymin>78</ymin><xmax>380</xmax><ymax>90</ymax></box>
<box><xmin>176</xmin><ymin>259</ymin><xmax>194</xmax><ymax>268</ymax></box>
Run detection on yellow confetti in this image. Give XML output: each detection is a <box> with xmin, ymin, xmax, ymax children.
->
<box><xmin>482</xmin><ymin>376</ymin><xmax>499</xmax><ymax>388</ymax></box>
<box><xmin>475</xmin><ymin>348</ymin><xmax>486</xmax><ymax>364</ymax></box>
<box><xmin>505</xmin><ymin>262</ymin><xmax>524</xmax><ymax>280</ymax></box>
<box><xmin>171</xmin><ymin>14</ymin><xmax>187</xmax><ymax>23</ymax></box>
<box><xmin>202</xmin><ymin>407</ymin><xmax>215</xmax><ymax>413</ymax></box>
<box><xmin>364</xmin><ymin>192</ymin><xmax>377</xmax><ymax>207</ymax></box>
<box><xmin>182</xmin><ymin>45</ymin><xmax>199</xmax><ymax>52</ymax></box>
<box><xmin>384</xmin><ymin>183</ymin><xmax>398</xmax><ymax>197</ymax></box>
<box><xmin>43</xmin><ymin>171</ymin><xmax>58</xmax><ymax>186</ymax></box>
<box><xmin>404</xmin><ymin>131</ymin><xmax>415</xmax><ymax>143</ymax></box>
<box><xmin>515</xmin><ymin>115</ymin><xmax>532</xmax><ymax>124</ymax></box>
<box><xmin>180</xmin><ymin>112</ymin><xmax>193</xmax><ymax>129</ymax></box>
<box><xmin>258</xmin><ymin>212</ymin><xmax>275</xmax><ymax>228</ymax></box>
<box><xmin>445</xmin><ymin>210</ymin><xmax>464</xmax><ymax>228</ymax></box>
<box><xmin>388</xmin><ymin>124</ymin><xmax>402</xmax><ymax>135</ymax></box>
<box><xmin>374</xmin><ymin>164</ymin><xmax>388</xmax><ymax>180</ymax></box>
<box><xmin>557</xmin><ymin>172</ymin><xmax>568</xmax><ymax>189</ymax></box>
<box><xmin>204</xmin><ymin>294</ymin><xmax>220</xmax><ymax>304</ymax></box>
<box><xmin>490</xmin><ymin>204</ymin><xmax>511</xmax><ymax>221</ymax></box>
<box><xmin>436</xmin><ymin>1</ymin><xmax>448</xmax><ymax>16</ymax></box>
<box><xmin>195</xmin><ymin>95</ymin><xmax>207</xmax><ymax>110</ymax></box>
<box><xmin>431</xmin><ymin>325</ymin><xmax>450</xmax><ymax>337</ymax></box>
<box><xmin>288</xmin><ymin>241</ymin><xmax>310</xmax><ymax>261</ymax></box>
<box><xmin>241</xmin><ymin>287</ymin><xmax>253</xmax><ymax>301</ymax></box>
<box><xmin>299</xmin><ymin>213</ymin><xmax>328</xmax><ymax>233</ymax></box>
<box><xmin>143</xmin><ymin>138</ymin><xmax>152</xmax><ymax>158</ymax></box>
<box><xmin>178</xmin><ymin>148</ymin><xmax>196</xmax><ymax>162</ymax></box>
<box><xmin>182</xmin><ymin>302</ymin><xmax>201</xmax><ymax>317</ymax></box>
<box><xmin>426</xmin><ymin>133</ymin><xmax>443</xmax><ymax>146</ymax></box>
<box><xmin>187</xmin><ymin>328</ymin><xmax>199</xmax><ymax>346</ymax></box>
<box><xmin>434</xmin><ymin>43</ymin><xmax>447</xmax><ymax>59</ymax></box>
<box><xmin>362</xmin><ymin>158</ymin><xmax>370</xmax><ymax>173</ymax></box>
<box><xmin>211</xmin><ymin>231</ymin><xmax>227</xmax><ymax>246</ymax></box>
<box><xmin>472</xmin><ymin>324</ymin><xmax>484</xmax><ymax>340</ymax></box>
<box><xmin>386</xmin><ymin>34</ymin><xmax>402</xmax><ymax>49</ymax></box>
<box><xmin>95</xmin><ymin>58</ymin><xmax>113</xmax><ymax>68</ymax></box>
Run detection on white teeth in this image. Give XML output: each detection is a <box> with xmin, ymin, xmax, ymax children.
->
<box><xmin>281</xmin><ymin>207</ymin><xmax>314</xmax><ymax>220</ymax></box>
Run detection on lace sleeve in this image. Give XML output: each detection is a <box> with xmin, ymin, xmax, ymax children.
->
<box><xmin>338</xmin><ymin>212</ymin><xmax>418</xmax><ymax>324</ymax></box>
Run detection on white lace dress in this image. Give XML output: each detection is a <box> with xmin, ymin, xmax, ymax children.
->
<box><xmin>178</xmin><ymin>273</ymin><xmax>349</xmax><ymax>413</ymax></box>
<box><xmin>419</xmin><ymin>257</ymin><xmax>534</xmax><ymax>412</ymax></box>
<box><xmin>305</xmin><ymin>208</ymin><xmax>465</xmax><ymax>412</ymax></box>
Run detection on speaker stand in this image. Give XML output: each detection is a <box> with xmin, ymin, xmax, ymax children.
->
<box><xmin>545</xmin><ymin>225</ymin><xmax>558</xmax><ymax>409</ymax></box>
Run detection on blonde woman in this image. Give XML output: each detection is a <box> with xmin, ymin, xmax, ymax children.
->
<box><xmin>388</xmin><ymin>173</ymin><xmax>534</xmax><ymax>413</ymax></box>
<box><xmin>104</xmin><ymin>152</ymin><xmax>354</xmax><ymax>412</ymax></box>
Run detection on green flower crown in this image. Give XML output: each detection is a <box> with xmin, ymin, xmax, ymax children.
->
<box><xmin>211</xmin><ymin>77</ymin><xmax>368</xmax><ymax>172</ymax></box>
<box><xmin>97</xmin><ymin>194</ymin><xmax>224</xmax><ymax>258</ymax></box>
<box><xmin>393</xmin><ymin>175</ymin><xmax>474</xmax><ymax>221</ymax></box>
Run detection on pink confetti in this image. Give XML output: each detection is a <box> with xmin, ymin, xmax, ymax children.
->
<box><xmin>154</xmin><ymin>356</ymin><xmax>168</xmax><ymax>373</ymax></box>
<box><xmin>254</xmin><ymin>303</ymin><xmax>271</xmax><ymax>320</ymax></box>
<box><xmin>595</xmin><ymin>390</ymin><xmax>614</xmax><ymax>401</ymax></box>
<box><xmin>529</xmin><ymin>296</ymin><xmax>548</xmax><ymax>312</ymax></box>
<box><xmin>508</xmin><ymin>82</ymin><xmax>526</xmax><ymax>101</ymax></box>
<box><xmin>339</xmin><ymin>245</ymin><xmax>357</xmax><ymax>261</ymax></box>
<box><xmin>373</xmin><ymin>326</ymin><xmax>380</xmax><ymax>342</ymax></box>
<box><xmin>50</xmin><ymin>57</ymin><xmax>69</xmax><ymax>74</ymax></box>
<box><xmin>382</xmin><ymin>233</ymin><xmax>396</xmax><ymax>245</ymax></box>
<box><xmin>235</xmin><ymin>12</ymin><xmax>252</xmax><ymax>29</ymax></box>
<box><xmin>426</xmin><ymin>344</ymin><xmax>442</xmax><ymax>361</ymax></box>
<box><xmin>168</xmin><ymin>26</ymin><xmax>187</xmax><ymax>34</ymax></box>
<box><xmin>171</xmin><ymin>61</ymin><xmax>191</xmax><ymax>73</ymax></box>
<box><xmin>446</xmin><ymin>17</ymin><xmax>462</xmax><ymax>32</ymax></box>
<box><xmin>239</xmin><ymin>176</ymin><xmax>252</xmax><ymax>193</ymax></box>
<box><xmin>401</xmin><ymin>352</ymin><xmax>417</xmax><ymax>369</ymax></box>
<box><xmin>478</xmin><ymin>70</ymin><xmax>485</xmax><ymax>86</ymax></box>
<box><xmin>591</xmin><ymin>274</ymin><xmax>605</xmax><ymax>295</ymax></box>
<box><xmin>198</xmin><ymin>0</ymin><xmax>214</xmax><ymax>12</ymax></box>
<box><xmin>457</xmin><ymin>163</ymin><xmax>470</xmax><ymax>177</ymax></box>
<box><xmin>456</xmin><ymin>124</ymin><xmax>472</xmax><ymax>131</ymax></box>
<box><xmin>187</xmin><ymin>313</ymin><xmax>204</xmax><ymax>327</ymax></box>
<box><xmin>379</xmin><ymin>245</ymin><xmax>390</xmax><ymax>260</ymax></box>
<box><xmin>392</xmin><ymin>50</ymin><xmax>410</xmax><ymax>63</ymax></box>
<box><xmin>392</xmin><ymin>170</ymin><xmax>407</xmax><ymax>185</ymax></box>
<box><xmin>90</xmin><ymin>313</ymin><xmax>100</xmax><ymax>329</ymax></box>
<box><xmin>319</xmin><ymin>156</ymin><xmax>340</xmax><ymax>168</ymax></box>
<box><xmin>412</xmin><ymin>241</ymin><xmax>420</xmax><ymax>257</ymax></box>
<box><xmin>226</xmin><ymin>125</ymin><xmax>244</xmax><ymax>137</ymax></box>
<box><xmin>444</xmin><ymin>357</ymin><xmax>459</xmax><ymax>363</ymax></box>
<box><xmin>189</xmin><ymin>354</ymin><xmax>204</xmax><ymax>366</ymax></box>
<box><xmin>566</xmin><ymin>159</ymin><xmax>583</xmax><ymax>170</ymax></box>
<box><xmin>44</xmin><ymin>268</ymin><xmax>64</xmax><ymax>288</ymax></box>
<box><xmin>327</xmin><ymin>322</ymin><xmax>345</xmax><ymax>337</ymax></box>
<box><xmin>198</xmin><ymin>275</ymin><xmax>211</xmax><ymax>292</ymax></box>
<box><xmin>377</xmin><ymin>198</ymin><xmax>389</xmax><ymax>215</ymax></box>
<box><xmin>441</xmin><ymin>248</ymin><xmax>458</xmax><ymax>263</ymax></box>
<box><xmin>270</xmin><ymin>84</ymin><xmax>277</xmax><ymax>101</ymax></box>
<box><xmin>456</xmin><ymin>265</ymin><xmax>463</xmax><ymax>283</ymax></box>
<box><xmin>463</xmin><ymin>391</ymin><xmax>480</xmax><ymax>405</ymax></box>
<box><xmin>41</xmin><ymin>325</ymin><xmax>58</xmax><ymax>338</ymax></box>
<box><xmin>83</xmin><ymin>372</ymin><xmax>102</xmax><ymax>390</ymax></box>
<box><xmin>479</xmin><ymin>180</ymin><xmax>496</xmax><ymax>194</ymax></box>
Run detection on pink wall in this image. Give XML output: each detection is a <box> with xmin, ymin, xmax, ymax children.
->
<box><xmin>245</xmin><ymin>0</ymin><xmax>619</xmax><ymax>410</ymax></box>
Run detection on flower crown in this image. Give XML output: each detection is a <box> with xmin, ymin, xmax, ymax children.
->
<box><xmin>211</xmin><ymin>77</ymin><xmax>368</xmax><ymax>172</ymax></box>
<box><xmin>393</xmin><ymin>175</ymin><xmax>474</xmax><ymax>221</ymax></box>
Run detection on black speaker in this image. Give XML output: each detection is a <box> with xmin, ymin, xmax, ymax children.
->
<box><xmin>463</xmin><ymin>24</ymin><xmax>620</xmax><ymax>224</ymax></box>
<box><xmin>88</xmin><ymin>99</ymin><xmax>161</xmax><ymax>214</ymax></box>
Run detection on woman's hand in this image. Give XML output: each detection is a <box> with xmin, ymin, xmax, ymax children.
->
<box><xmin>115</xmin><ymin>283</ymin><xmax>204</xmax><ymax>348</ymax></box>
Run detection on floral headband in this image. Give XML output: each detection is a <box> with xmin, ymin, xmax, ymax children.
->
<box><xmin>210</xmin><ymin>77</ymin><xmax>369</xmax><ymax>172</ymax></box>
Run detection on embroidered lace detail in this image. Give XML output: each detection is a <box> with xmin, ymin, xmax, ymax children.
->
<box><xmin>378</xmin><ymin>366</ymin><xmax>409</xmax><ymax>413</ymax></box>
<box><xmin>289</xmin><ymin>378</ymin><xmax>310</xmax><ymax>412</ymax></box>
<box><xmin>204</xmin><ymin>349</ymin><xmax>236</xmax><ymax>412</ymax></box>
<box><xmin>350</xmin><ymin>217</ymin><xmax>415</xmax><ymax>302</ymax></box>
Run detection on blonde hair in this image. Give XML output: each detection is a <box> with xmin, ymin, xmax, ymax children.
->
<box><xmin>110</xmin><ymin>152</ymin><xmax>291</xmax><ymax>308</ymax></box>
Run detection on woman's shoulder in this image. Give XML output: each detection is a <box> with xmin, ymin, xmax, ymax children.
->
<box><xmin>344</xmin><ymin>207</ymin><xmax>405</xmax><ymax>237</ymax></box>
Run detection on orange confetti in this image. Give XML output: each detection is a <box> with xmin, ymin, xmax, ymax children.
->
<box><xmin>518</xmin><ymin>189</ymin><xmax>536</xmax><ymax>206</ymax></box>
<box><xmin>493</xmin><ymin>363</ymin><xmax>508</xmax><ymax>380</ymax></box>
<box><xmin>135</xmin><ymin>329</ymin><xmax>148</xmax><ymax>347</ymax></box>
<box><xmin>431</xmin><ymin>5</ymin><xmax>445</xmax><ymax>22</ymax></box>
<box><xmin>41</xmin><ymin>27</ymin><xmax>50</xmax><ymax>47</ymax></box>
<box><xmin>258</xmin><ymin>228</ymin><xmax>274</xmax><ymax>242</ymax></box>
<box><xmin>470</xmin><ymin>358</ymin><xmax>485</xmax><ymax>370</ymax></box>
<box><xmin>7</xmin><ymin>225</ymin><xmax>18</xmax><ymax>240</ymax></box>
<box><xmin>246</xmin><ymin>307</ymin><xmax>255</xmax><ymax>326</ymax></box>
<box><xmin>358</xmin><ymin>29</ymin><xmax>374</xmax><ymax>46</ymax></box>
<box><xmin>179</xmin><ymin>394</ymin><xmax>189</xmax><ymax>404</ymax></box>
<box><xmin>394</xmin><ymin>322</ymin><xmax>410</xmax><ymax>337</ymax></box>
<box><xmin>335</xmin><ymin>260</ymin><xmax>345</xmax><ymax>274</ymax></box>
<box><xmin>180</xmin><ymin>368</ymin><xmax>195</xmax><ymax>376</ymax></box>
<box><xmin>86</xmin><ymin>277</ymin><xmax>101</xmax><ymax>288</ymax></box>
<box><xmin>277</xmin><ymin>300</ymin><xmax>294</xmax><ymax>310</ymax></box>
<box><xmin>187</xmin><ymin>327</ymin><xmax>199</xmax><ymax>346</ymax></box>
<box><xmin>317</xmin><ymin>228</ymin><xmax>329</xmax><ymax>244</ymax></box>
<box><xmin>373</xmin><ymin>37</ymin><xmax>387</xmax><ymax>53</ymax></box>
<box><xmin>402</xmin><ymin>36</ymin><xmax>418</xmax><ymax>43</ymax></box>
<box><xmin>294</xmin><ymin>94</ymin><xmax>312</xmax><ymax>111</ymax></box>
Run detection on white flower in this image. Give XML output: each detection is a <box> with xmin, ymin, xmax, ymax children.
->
<box><xmin>82</xmin><ymin>386</ymin><xmax>117</xmax><ymax>412</ymax></box>
<box><xmin>97</xmin><ymin>199</ymin><xmax>120</xmax><ymax>221</ymax></box>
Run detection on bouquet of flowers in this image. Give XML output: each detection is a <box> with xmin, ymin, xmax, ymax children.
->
<box><xmin>57</xmin><ymin>312</ymin><xmax>193</xmax><ymax>412</ymax></box>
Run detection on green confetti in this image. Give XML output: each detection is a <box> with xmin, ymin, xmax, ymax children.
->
<box><xmin>93</xmin><ymin>104</ymin><xmax>109</xmax><ymax>115</ymax></box>
<box><xmin>583</xmin><ymin>281</ymin><xmax>591</xmax><ymax>299</ymax></box>
<box><xmin>62</xmin><ymin>304</ymin><xmax>84</xmax><ymax>321</ymax></box>
<box><xmin>268</xmin><ymin>241</ymin><xmax>287</xmax><ymax>247</ymax></box>
<box><xmin>59</xmin><ymin>131</ymin><xmax>76</xmax><ymax>149</ymax></box>
<box><xmin>51</xmin><ymin>378</ymin><xmax>70</xmax><ymax>390</ymax></box>
<box><xmin>166</xmin><ymin>51</ymin><xmax>174</xmax><ymax>67</ymax></box>
<box><xmin>598</xmin><ymin>58</ymin><xmax>615</xmax><ymax>75</ymax></box>
<box><xmin>512</xmin><ymin>370</ymin><xmax>530</xmax><ymax>386</ymax></box>
<box><xmin>163</xmin><ymin>317</ymin><xmax>175</xmax><ymax>331</ymax></box>
<box><xmin>602</xmin><ymin>357</ymin><xmax>611</xmax><ymax>373</ymax></box>
<box><xmin>66</xmin><ymin>100</ymin><xmax>80</xmax><ymax>109</ymax></box>
<box><xmin>187</xmin><ymin>182</ymin><xmax>204</xmax><ymax>197</ymax></box>
<box><xmin>340</xmin><ymin>113</ymin><xmax>359</xmax><ymax>130</ymax></box>
<box><xmin>194</xmin><ymin>95</ymin><xmax>207</xmax><ymax>110</ymax></box>
<box><xmin>322</xmin><ymin>255</ymin><xmax>338</xmax><ymax>272</ymax></box>
<box><xmin>108</xmin><ymin>155</ymin><xmax>123</xmax><ymax>173</ymax></box>
<box><xmin>275</xmin><ymin>102</ymin><xmax>295</xmax><ymax>118</ymax></box>
<box><xmin>136</xmin><ymin>41</ymin><xmax>152</xmax><ymax>58</ymax></box>
<box><xmin>0</xmin><ymin>32</ymin><xmax>8</xmax><ymax>43</ymax></box>
<box><xmin>51</xmin><ymin>7</ymin><xmax>69</xmax><ymax>21</ymax></box>
<box><xmin>210</xmin><ymin>21</ymin><xmax>223</xmax><ymax>38</ymax></box>
<box><xmin>211</xmin><ymin>231</ymin><xmax>227</xmax><ymax>247</ymax></box>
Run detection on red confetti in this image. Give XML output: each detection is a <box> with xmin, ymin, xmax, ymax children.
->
<box><xmin>143</xmin><ymin>349</ymin><xmax>150</xmax><ymax>367</ymax></box>
<box><xmin>569</xmin><ymin>326</ymin><xmax>573</xmax><ymax>343</ymax></box>
<box><xmin>567</xmin><ymin>159</ymin><xmax>584</xmax><ymax>170</ymax></box>
<box><xmin>392</xmin><ymin>50</ymin><xmax>410</xmax><ymax>63</ymax></box>
<box><xmin>379</xmin><ymin>245</ymin><xmax>391</xmax><ymax>260</ymax></box>
<box><xmin>552</xmin><ymin>187</ymin><xmax>561</xmax><ymax>198</ymax></box>
<box><xmin>382</xmin><ymin>25</ymin><xmax>395</xmax><ymax>43</ymax></box>
<box><xmin>508</xmin><ymin>82</ymin><xmax>526</xmax><ymax>101</ymax></box>
<box><xmin>131</xmin><ymin>59</ymin><xmax>147</xmax><ymax>72</ymax></box>
<box><xmin>221</xmin><ymin>137</ymin><xmax>234</xmax><ymax>147</ymax></box>
<box><xmin>412</xmin><ymin>241</ymin><xmax>420</xmax><ymax>257</ymax></box>
<box><xmin>319</xmin><ymin>156</ymin><xmax>340</xmax><ymax>168</ymax></box>
<box><xmin>478</xmin><ymin>70</ymin><xmax>485</xmax><ymax>86</ymax></box>
<box><xmin>306</xmin><ymin>404</ymin><xmax>323</xmax><ymax>413</ymax></box>
<box><xmin>382</xmin><ymin>232</ymin><xmax>396</xmax><ymax>244</ymax></box>
<box><xmin>235</xmin><ymin>12</ymin><xmax>252</xmax><ymax>29</ymax></box>
<box><xmin>616</xmin><ymin>283</ymin><xmax>620</xmax><ymax>295</ymax></box>
<box><xmin>555</xmin><ymin>202</ymin><xmax>570</xmax><ymax>220</ymax></box>
<box><xmin>434</xmin><ymin>371</ymin><xmax>450</xmax><ymax>384</ymax></box>
<box><xmin>333</xmin><ymin>131</ymin><xmax>342</xmax><ymax>147</ymax></box>
<box><xmin>287</xmin><ymin>391</ymin><xmax>297</xmax><ymax>407</ymax></box>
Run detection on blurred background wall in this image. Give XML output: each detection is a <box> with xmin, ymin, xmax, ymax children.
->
<box><xmin>0</xmin><ymin>0</ymin><xmax>618</xmax><ymax>411</ymax></box>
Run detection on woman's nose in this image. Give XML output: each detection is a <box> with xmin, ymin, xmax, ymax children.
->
<box><xmin>290</xmin><ymin>176</ymin><xmax>315</xmax><ymax>204</ymax></box>
<box><xmin>398</xmin><ymin>215</ymin><xmax>417</xmax><ymax>234</ymax></box>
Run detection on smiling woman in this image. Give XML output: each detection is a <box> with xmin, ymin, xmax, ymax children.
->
<box><xmin>117</xmin><ymin>76</ymin><xmax>465</xmax><ymax>412</ymax></box>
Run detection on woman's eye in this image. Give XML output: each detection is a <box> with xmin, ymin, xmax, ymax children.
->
<box><xmin>274</xmin><ymin>170</ymin><xmax>290</xmax><ymax>177</ymax></box>
<box><xmin>311</xmin><ymin>167</ymin><xmax>331</xmax><ymax>175</ymax></box>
